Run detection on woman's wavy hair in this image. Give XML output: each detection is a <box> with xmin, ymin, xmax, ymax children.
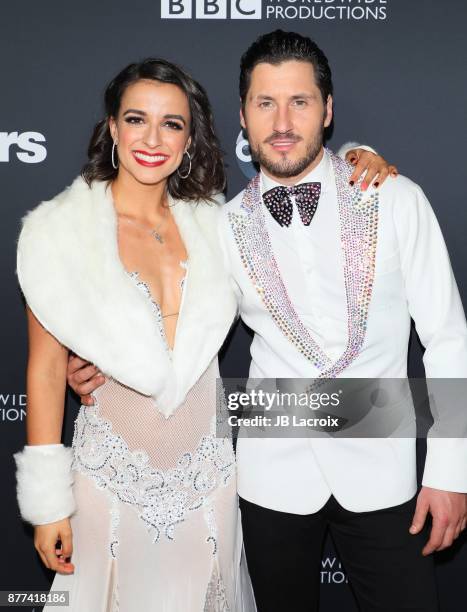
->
<box><xmin>82</xmin><ymin>58</ymin><xmax>225</xmax><ymax>200</ymax></box>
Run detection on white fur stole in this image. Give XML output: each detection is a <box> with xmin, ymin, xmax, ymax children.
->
<box><xmin>16</xmin><ymin>177</ymin><xmax>237</xmax><ymax>417</ymax></box>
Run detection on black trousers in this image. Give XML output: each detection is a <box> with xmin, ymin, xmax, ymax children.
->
<box><xmin>239</xmin><ymin>494</ymin><xmax>439</xmax><ymax>612</ymax></box>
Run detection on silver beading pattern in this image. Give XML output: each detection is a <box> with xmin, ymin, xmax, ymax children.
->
<box><xmin>109</xmin><ymin>493</ymin><xmax>120</xmax><ymax>559</ymax></box>
<box><xmin>71</xmin><ymin>406</ymin><xmax>235</xmax><ymax>544</ymax></box>
<box><xmin>203</xmin><ymin>564</ymin><xmax>230</xmax><ymax>612</ymax></box>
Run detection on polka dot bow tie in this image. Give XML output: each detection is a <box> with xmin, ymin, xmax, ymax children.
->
<box><xmin>262</xmin><ymin>182</ymin><xmax>321</xmax><ymax>227</ymax></box>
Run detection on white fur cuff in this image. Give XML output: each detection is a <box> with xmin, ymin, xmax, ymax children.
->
<box><xmin>13</xmin><ymin>444</ymin><xmax>77</xmax><ymax>525</ymax></box>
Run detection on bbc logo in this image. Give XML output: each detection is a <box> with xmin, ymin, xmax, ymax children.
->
<box><xmin>161</xmin><ymin>0</ymin><xmax>262</xmax><ymax>19</ymax></box>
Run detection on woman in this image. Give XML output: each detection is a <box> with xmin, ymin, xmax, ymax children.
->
<box><xmin>14</xmin><ymin>58</ymin><xmax>242</xmax><ymax>611</ymax></box>
<box><xmin>14</xmin><ymin>57</ymin><xmax>394</xmax><ymax>611</ymax></box>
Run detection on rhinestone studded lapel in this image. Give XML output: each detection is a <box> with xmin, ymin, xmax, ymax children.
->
<box><xmin>228</xmin><ymin>149</ymin><xmax>379</xmax><ymax>377</ymax></box>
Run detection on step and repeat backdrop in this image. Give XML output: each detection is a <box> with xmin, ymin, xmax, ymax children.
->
<box><xmin>2</xmin><ymin>0</ymin><xmax>467</xmax><ymax>610</ymax></box>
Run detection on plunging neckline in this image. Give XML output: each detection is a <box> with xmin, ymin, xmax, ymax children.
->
<box><xmin>127</xmin><ymin>260</ymin><xmax>188</xmax><ymax>354</ymax></box>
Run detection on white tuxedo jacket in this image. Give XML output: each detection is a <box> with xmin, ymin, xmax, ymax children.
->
<box><xmin>219</xmin><ymin>149</ymin><xmax>467</xmax><ymax>513</ymax></box>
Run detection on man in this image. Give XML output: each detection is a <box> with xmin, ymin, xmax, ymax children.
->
<box><xmin>216</xmin><ymin>31</ymin><xmax>467</xmax><ymax>612</ymax></box>
<box><xmin>68</xmin><ymin>31</ymin><xmax>467</xmax><ymax>611</ymax></box>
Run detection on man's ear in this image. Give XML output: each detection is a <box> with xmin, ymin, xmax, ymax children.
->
<box><xmin>108</xmin><ymin>117</ymin><xmax>118</xmax><ymax>143</ymax></box>
<box><xmin>324</xmin><ymin>95</ymin><xmax>333</xmax><ymax>128</ymax></box>
<box><xmin>240</xmin><ymin>105</ymin><xmax>246</xmax><ymax>130</ymax></box>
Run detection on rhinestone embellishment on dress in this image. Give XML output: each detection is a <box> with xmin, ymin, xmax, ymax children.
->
<box><xmin>71</xmin><ymin>407</ymin><xmax>235</xmax><ymax>544</ymax></box>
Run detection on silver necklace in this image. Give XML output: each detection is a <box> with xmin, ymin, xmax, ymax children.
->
<box><xmin>120</xmin><ymin>208</ymin><xmax>169</xmax><ymax>244</ymax></box>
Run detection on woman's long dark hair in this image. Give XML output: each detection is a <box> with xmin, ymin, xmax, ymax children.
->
<box><xmin>82</xmin><ymin>58</ymin><xmax>225</xmax><ymax>200</ymax></box>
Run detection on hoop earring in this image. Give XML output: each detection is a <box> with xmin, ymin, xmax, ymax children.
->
<box><xmin>111</xmin><ymin>141</ymin><xmax>119</xmax><ymax>170</ymax></box>
<box><xmin>177</xmin><ymin>151</ymin><xmax>191</xmax><ymax>179</ymax></box>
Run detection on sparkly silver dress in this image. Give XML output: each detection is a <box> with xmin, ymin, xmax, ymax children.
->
<box><xmin>44</xmin><ymin>264</ymin><xmax>242</xmax><ymax>612</ymax></box>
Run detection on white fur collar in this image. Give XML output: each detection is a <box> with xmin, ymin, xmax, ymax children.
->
<box><xmin>16</xmin><ymin>176</ymin><xmax>237</xmax><ymax>417</ymax></box>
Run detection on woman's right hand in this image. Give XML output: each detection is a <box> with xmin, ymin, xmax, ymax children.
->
<box><xmin>34</xmin><ymin>518</ymin><xmax>75</xmax><ymax>574</ymax></box>
<box><xmin>67</xmin><ymin>354</ymin><xmax>106</xmax><ymax>406</ymax></box>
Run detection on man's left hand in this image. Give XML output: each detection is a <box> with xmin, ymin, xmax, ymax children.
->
<box><xmin>410</xmin><ymin>486</ymin><xmax>467</xmax><ymax>555</ymax></box>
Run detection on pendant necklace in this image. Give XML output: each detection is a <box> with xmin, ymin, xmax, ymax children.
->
<box><xmin>119</xmin><ymin>206</ymin><xmax>169</xmax><ymax>244</ymax></box>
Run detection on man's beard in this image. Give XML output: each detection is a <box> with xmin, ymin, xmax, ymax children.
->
<box><xmin>249</xmin><ymin>126</ymin><xmax>324</xmax><ymax>180</ymax></box>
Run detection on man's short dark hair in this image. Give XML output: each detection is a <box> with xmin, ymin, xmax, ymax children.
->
<box><xmin>239</xmin><ymin>30</ymin><xmax>333</xmax><ymax>107</ymax></box>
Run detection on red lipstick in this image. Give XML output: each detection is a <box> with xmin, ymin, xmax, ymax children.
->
<box><xmin>132</xmin><ymin>150</ymin><xmax>170</xmax><ymax>167</ymax></box>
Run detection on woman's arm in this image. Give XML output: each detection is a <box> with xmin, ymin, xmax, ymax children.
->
<box><xmin>25</xmin><ymin>306</ymin><xmax>68</xmax><ymax>443</ymax></box>
<box><xmin>14</xmin><ymin>307</ymin><xmax>75</xmax><ymax>574</ymax></box>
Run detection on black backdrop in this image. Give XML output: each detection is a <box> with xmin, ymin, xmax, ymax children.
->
<box><xmin>2</xmin><ymin>1</ymin><xmax>467</xmax><ymax>609</ymax></box>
